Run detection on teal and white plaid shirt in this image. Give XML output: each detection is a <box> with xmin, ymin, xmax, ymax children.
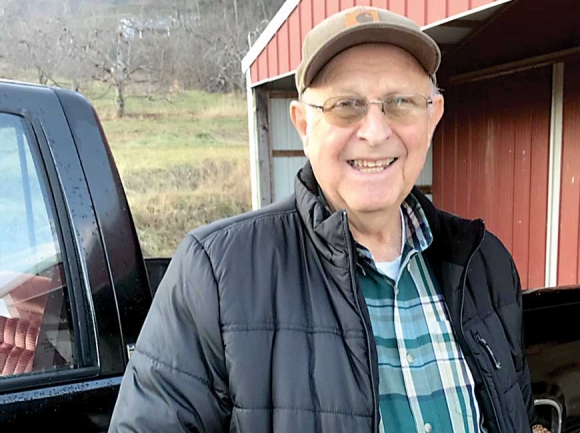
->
<box><xmin>356</xmin><ymin>194</ymin><xmax>484</xmax><ymax>433</ymax></box>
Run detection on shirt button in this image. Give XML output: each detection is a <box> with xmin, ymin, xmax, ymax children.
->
<box><xmin>425</xmin><ymin>423</ymin><xmax>433</xmax><ymax>433</ymax></box>
<box><xmin>406</xmin><ymin>352</ymin><xmax>414</xmax><ymax>364</ymax></box>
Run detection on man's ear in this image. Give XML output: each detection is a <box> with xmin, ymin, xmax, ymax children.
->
<box><xmin>428</xmin><ymin>94</ymin><xmax>444</xmax><ymax>143</ymax></box>
<box><xmin>290</xmin><ymin>100</ymin><xmax>309</xmax><ymax>153</ymax></box>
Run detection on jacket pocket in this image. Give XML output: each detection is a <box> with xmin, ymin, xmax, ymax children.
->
<box><xmin>468</xmin><ymin>315</ymin><xmax>531</xmax><ymax>432</ymax></box>
<box><xmin>474</xmin><ymin>332</ymin><xmax>502</xmax><ymax>370</ymax></box>
<box><xmin>468</xmin><ymin>314</ymin><xmax>520</xmax><ymax>392</ymax></box>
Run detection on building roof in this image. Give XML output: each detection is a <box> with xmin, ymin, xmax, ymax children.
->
<box><xmin>242</xmin><ymin>0</ymin><xmax>513</xmax><ymax>88</ymax></box>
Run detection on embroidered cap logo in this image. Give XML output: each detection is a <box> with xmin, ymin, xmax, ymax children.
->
<box><xmin>344</xmin><ymin>9</ymin><xmax>380</xmax><ymax>28</ymax></box>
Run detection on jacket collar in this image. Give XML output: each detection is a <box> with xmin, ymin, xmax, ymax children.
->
<box><xmin>414</xmin><ymin>188</ymin><xmax>485</xmax><ymax>268</ymax></box>
<box><xmin>413</xmin><ymin>183</ymin><xmax>486</xmax><ymax>327</ymax></box>
<box><xmin>295</xmin><ymin>162</ymin><xmax>351</xmax><ymax>266</ymax></box>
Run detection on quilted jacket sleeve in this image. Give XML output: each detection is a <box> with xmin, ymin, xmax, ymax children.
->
<box><xmin>511</xmin><ymin>256</ymin><xmax>537</xmax><ymax>427</ymax></box>
<box><xmin>109</xmin><ymin>234</ymin><xmax>231</xmax><ymax>432</ymax></box>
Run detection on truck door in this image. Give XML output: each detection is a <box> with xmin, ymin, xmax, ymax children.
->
<box><xmin>0</xmin><ymin>82</ymin><xmax>124</xmax><ymax>430</ymax></box>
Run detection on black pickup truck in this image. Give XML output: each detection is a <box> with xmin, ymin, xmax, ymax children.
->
<box><xmin>0</xmin><ymin>80</ymin><xmax>578</xmax><ymax>432</ymax></box>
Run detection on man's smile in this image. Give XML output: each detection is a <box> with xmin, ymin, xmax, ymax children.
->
<box><xmin>347</xmin><ymin>158</ymin><xmax>398</xmax><ymax>173</ymax></box>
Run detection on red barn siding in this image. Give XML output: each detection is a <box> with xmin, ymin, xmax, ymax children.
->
<box><xmin>327</xmin><ymin>0</ymin><xmax>340</xmax><ymax>15</ymax></box>
<box><xmin>288</xmin><ymin>8</ymin><xmax>302</xmax><ymax>71</ymax></box>
<box><xmin>250</xmin><ymin>0</ymin><xmax>501</xmax><ymax>85</ymax></box>
<box><xmin>388</xmin><ymin>0</ymin><xmax>407</xmax><ymax>16</ymax></box>
<box><xmin>267</xmin><ymin>34</ymin><xmax>278</xmax><ymax>79</ymax></box>
<box><xmin>278</xmin><ymin>21</ymin><xmax>290</xmax><ymax>73</ymax></box>
<box><xmin>448</xmin><ymin>0</ymin><xmax>470</xmax><ymax>15</ymax></box>
<box><xmin>300</xmin><ymin>0</ymin><xmax>313</xmax><ymax>42</ymax></box>
<box><xmin>313</xmin><ymin>1</ymin><xmax>326</xmax><ymax>26</ymax></box>
<box><xmin>427</xmin><ymin>1</ymin><xmax>448</xmax><ymax>23</ymax></box>
<box><xmin>558</xmin><ymin>58</ymin><xmax>580</xmax><ymax>285</ymax></box>
<box><xmin>433</xmin><ymin>67</ymin><xmax>552</xmax><ymax>289</ymax></box>
<box><xmin>251</xmin><ymin>63</ymin><xmax>258</xmax><ymax>84</ymax></box>
<box><xmin>406</xmin><ymin>1</ymin><xmax>426</xmax><ymax>26</ymax></box>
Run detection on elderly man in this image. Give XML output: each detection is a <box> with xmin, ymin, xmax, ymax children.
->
<box><xmin>110</xmin><ymin>6</ymin><xmax>538</xmax><ymax>433</ymax></box>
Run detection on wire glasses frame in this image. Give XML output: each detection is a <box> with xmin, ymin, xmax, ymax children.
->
<box><xmin>302</xmin><ymin>94</ymin><xmax>433</xmax><ymax>126</ymax></box>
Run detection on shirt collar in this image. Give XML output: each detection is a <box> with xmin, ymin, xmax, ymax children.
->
<box><xmin>401</xmin><ymin>192</ymin><xmax>433</xmax><ymax>253</ymax></box>
<box><xmin>316</xmin><ymin>189</ymin><xmax>433</xmax><ymax>257</ymax></box>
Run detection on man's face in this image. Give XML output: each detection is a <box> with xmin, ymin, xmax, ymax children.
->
<box><xmin>291</xmin><ymin>44</ymin><xmax>444</xmax><ymax>216</ymax></box>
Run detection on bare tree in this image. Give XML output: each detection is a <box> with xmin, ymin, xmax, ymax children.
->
<box><xmin>87</xmin><ymin>29</ymin><xmax>145</xmax><ymax>117</ymax></box>
<box><xmin>164</xmin><ymin>0</ymin><xmax>284</xmax><ymax>93</ymax></box>
<box><xmin>1</xmin><ymin>0</ymin><xmax>287</xmax><ymax>98</ymax></box>
<box><xmin>1</xmin><ymin>17</ymin><xmax>69</xmax><ymax>85</ymax></box>
<box><xmin>77</xmin><ymin>17</ymin><xmax>174</xmax><ymax>117</ymax></box>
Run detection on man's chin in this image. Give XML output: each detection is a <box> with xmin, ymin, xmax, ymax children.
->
<box><xmin>345</xmin><ymin>199</ymin><xmax>402</xmax><ymax>215</ymax></box>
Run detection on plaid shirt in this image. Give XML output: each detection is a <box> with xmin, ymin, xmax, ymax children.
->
<box><xmin>356</xmin><ymin>194</ymin><xmax>484</xmax><ymax>433</ymax></box>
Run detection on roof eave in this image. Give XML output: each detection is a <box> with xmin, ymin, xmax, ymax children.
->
<box><xmin>241</xmin><ymin>0</ymin><xmax>301</xmax><ymax>73</ymax></box>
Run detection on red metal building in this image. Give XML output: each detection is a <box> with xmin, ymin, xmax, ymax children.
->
<box><xmin>433</xmin><ymin>0</ymin><xmax>580</xmax><ymax>289</ymax></box>
<box><xmin>242</xmin><ymin>0</ymin><xmax>580</xmax><ymax>290</ymax></box>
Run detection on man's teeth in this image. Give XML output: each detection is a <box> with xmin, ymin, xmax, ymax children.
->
<box><xmin>349</xmin><ymin>159</ymin><xmax>396</xmax><ymax>171</ymax></box>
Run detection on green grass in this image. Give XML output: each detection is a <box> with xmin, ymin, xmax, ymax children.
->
<box><xmin>90</xmin><ymin>88</ymin><xmax>252</xmax><ymax>258</ymax></box>
<box><xmin>0</xmin><ymin>72</ymin><xmax>253</xmax><ymax>258</ymax></box>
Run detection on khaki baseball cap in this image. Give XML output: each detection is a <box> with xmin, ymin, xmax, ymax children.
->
<box><xmin>295</xmin><ymin>6</ymin><xmax>441</xmax><ymax>94</ymax></box>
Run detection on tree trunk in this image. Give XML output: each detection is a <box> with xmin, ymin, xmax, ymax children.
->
<box><xmin>38</xmin><ymin>69</ymin><xmax>48</xmax><ymax>85</ymax></box>
<box><xmin>233</xmin><ymin>0</ymin><xmax>239</xmax><ymax>31</ymax></box>
<box><xmin>115</xmin><ymin>81</ymin><xmax>125</xmax><ymax>118</ymax></box>
<box><xmin>114</xmin><ymin>32</ymin><xmax>126</xmax><ymax>118</ymax></box>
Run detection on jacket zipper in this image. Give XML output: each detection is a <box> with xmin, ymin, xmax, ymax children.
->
<box><xmin>342</xmin><ymin>211</ymin><xmax>378</xmax><ymax>433</ymax></box>
<box><xmin>458</xmin><ymin>227</ymin><xmax>503</xmax><ymax>432</ymax></box>
<box><xmin>474</xmin><ymin>333</ymin><xmax>502</xmax><ymax>370</ymax></box>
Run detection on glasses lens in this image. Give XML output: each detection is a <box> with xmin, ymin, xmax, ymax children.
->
<box><xmin>324</xmin><ymin>97</ymin><xmax>367</xmax><ymax>125</ymax></box>
<box><xmin>383</xmin><ymin>94</ymin><xmax>428</xmax><ymax>122</ymax></box>
<box><xmin>318</xmin><ymin>94</ymin><xmax>430</xmax><ymax>126</ymax></box>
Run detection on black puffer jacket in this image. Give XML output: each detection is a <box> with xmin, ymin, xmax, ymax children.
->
<box><xmin>109</xmin><ymin>163</ymin><xmax>535</xmax><ymax>432</ymax></box>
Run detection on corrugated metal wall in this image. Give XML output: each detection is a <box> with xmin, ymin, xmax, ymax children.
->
<box><xmin>273</xmin><ymin>157</ymin><xmax>308</xmax><ymax>199</ymax></box>
<box><xmin>433</xmin><ymin>67</ymin><xmax>552</xmax><ymax>290</ymax></box>
<box><xmin>558</xmin><ymin>58</ymin><xmax>580</xmax><ymax>286</ymax></box>
<box><xmin>269</xmin><ymin>98</ymin><xmax>308</xmax><ymax>200</ymax></box>
<box><xmin>251</xmin><ymin>0</ymin><xmax>501</xmax><ymax>84</ymax></box>
<box><xmin>417</xmin><ymin>145</ymin><xmax>433</xmax><ymax>188</ymax></box>
<box><xmin>270</xmin><ymin>98</ymin><xmax>302</xmax><ymax>152</ymax></box>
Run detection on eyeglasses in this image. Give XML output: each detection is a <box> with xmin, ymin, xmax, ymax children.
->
<box><xmin>302</xmin><ymin>94</ymin><xmax>433</xmax><ymax>126</ymax></box>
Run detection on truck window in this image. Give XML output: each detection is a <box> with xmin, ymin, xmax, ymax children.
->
<box><xmin>0</xmin><ymin>113</ymin><xmax>75</xmax><ymax>378</ymax></box>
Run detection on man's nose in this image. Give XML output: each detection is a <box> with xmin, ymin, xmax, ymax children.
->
<box><xmin>356</xmin><ymin>102</ymin><xmax>393</xmax><ymax>146</ymax></box>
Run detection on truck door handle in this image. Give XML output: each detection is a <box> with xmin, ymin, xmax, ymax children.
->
<box><xmin>534</xmin><ymin>398</ymin><xmax>562</xmax><ymax>433</ymax></box>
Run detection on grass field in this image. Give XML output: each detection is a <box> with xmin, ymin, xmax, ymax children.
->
<box><xmin>88</xmin><ymin>89</ymin><xmax>252</xmax><ymax>258</ymax></box>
